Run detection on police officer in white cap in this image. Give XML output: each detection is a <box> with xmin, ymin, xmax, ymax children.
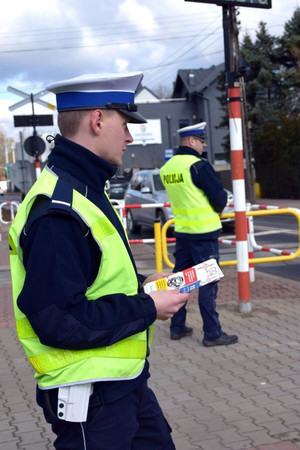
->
<box><xmin>160</xmin><ymin>122</ymin><xmax>238</xmax><ymax>347</ymax></box>
<box><xmin>9</xmin><ymin>72</ymin><xmax>189</xmax><ymax>449</ymax></box>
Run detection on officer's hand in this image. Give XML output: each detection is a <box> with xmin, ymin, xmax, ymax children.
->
<box><xmin>149</xmin><ymin>289</ymin><xmax>189</xmax><ymax>321</ymax></box>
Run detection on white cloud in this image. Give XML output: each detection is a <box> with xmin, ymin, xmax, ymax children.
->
<box><xmin>115</xmin><ymin>58</ymin><xmax>130</xmax><ymax>71</ymax></box>
<box><xmin>118</xmin><ymin>0</ymin><xmax>156</xmax><ymax>34</ymax></box>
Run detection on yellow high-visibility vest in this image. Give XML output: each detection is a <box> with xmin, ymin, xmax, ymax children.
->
<box><xmin>160</xmin><ymin>155</ymin><xmax>221</xmax><ymax>234</ymax></box>
<box><xmin>9</xmin><ymin>167</ymin><xmax>153</xmax><ymax>388</ymax></box>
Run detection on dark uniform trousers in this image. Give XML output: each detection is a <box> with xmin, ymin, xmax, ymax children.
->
<box><xmin>170</xmin><ymin>237</ymin><xmax>223</xmax><ymax>340</ymax></box>
<box><xmin>41</xmin><ymin>381</ymin><xmax>175</xmax><ymax>450</ymax></box>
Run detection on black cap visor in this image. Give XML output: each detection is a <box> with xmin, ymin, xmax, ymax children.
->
<box><xmin>119</xmin><ymin>109</ymin><xmax>147</xmax><ymax>124</ymax></box>
<box><xmin>105</xmin><ymin>102</ymin><xmax>147</xmax><ymax>124</ymax></box>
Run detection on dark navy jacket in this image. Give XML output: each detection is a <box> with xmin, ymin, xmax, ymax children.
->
<box><xmin>18</xmin><ymin>135</ymin><xmax>156</xmax><ymax>406</ymax></box>
<box><xmin>173</xmin><ymin>146</ymin><xmax>227</xmax><ymax>240</ymax></box>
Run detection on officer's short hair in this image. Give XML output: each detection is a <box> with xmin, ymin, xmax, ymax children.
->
<box><xmin>57</xmin><ymin>110</ymin><xmax>90</xmax><ymax>137</ymax></box>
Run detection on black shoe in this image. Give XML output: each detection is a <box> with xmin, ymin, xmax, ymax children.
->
<box><xmin>202</xmin><ymin>332</ymin><xmax>238</xmax><ymax>347</ymax></box>
<box><xmin>170</xmin><ymin>327</ymin><xmax>193</xmax><ymax>341</ymax></box>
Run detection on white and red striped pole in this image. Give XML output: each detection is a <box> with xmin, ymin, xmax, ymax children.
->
<box><xmin>228</xmin><ymin>83</ymin><xmax>251</xmax><ymax>312</ymax></box>
<box><xmin>34</xmin><ymin>155</ymin><xmax>41</xmax><ymax>180</ymax></box>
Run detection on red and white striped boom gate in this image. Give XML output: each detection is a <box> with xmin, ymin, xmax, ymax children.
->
<box><xmin>122</xmin><ymin>202</ymin><xmax>171</xmax><ymax>245</ymax></box>
<box><xmin>249</xmin><ymin>204</ymin><xmax>296</xmax><ymax>258</ymax></box>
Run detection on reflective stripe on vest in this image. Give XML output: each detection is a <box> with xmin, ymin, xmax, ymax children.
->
<box><xmin>160</xmin><ymin>155</ymin><xmax>221</xmax><ymax>234</ymax></box>
<box><xmin>9</xmin><ymin>167</ymin><xmax>152</xmax><ymax>387</ymax></box>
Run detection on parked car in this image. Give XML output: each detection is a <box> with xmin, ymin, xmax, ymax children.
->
<box><xmin>124</xmin><ymin>169</ymin><xmax>173</xmax><ymax>233</ymax></box>
<box><xmin>124</xmin><ymin>169</ymin><xmax>235</xmax><ymax>233</ymax></box>
<box><xmin>105</xmin><ymin>175</ymin><xmax>129</xmax><ymax>199</ymax></box>
<box><xmin>221</xmin><ymin>189</ymin><xmax>235</xmax><ymax>230</ymax></box>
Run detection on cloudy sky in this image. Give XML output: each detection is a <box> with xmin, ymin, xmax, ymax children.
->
<box><xmin>1</xmin><ymin>0</ymin><xmax>298</xmax><ymax>138</ymax></box>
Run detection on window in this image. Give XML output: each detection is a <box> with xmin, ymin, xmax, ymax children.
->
<box><xmin>142</xmin><ymin>174</ymin><xmax>152</xmax><ymax>190</ymax></box>
<box><xmin>153</xmin><ymin>174</ymin><xmax>165</xmax><ymax>191</ymax></box>
<box><xmin>131</xmin><ymin>175</ymin><xmax>143</xmax><ymax>191</ymax></box>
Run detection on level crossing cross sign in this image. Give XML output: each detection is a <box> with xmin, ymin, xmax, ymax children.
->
<box><xmin>8</xmin><ymin>85</ymin><xmax>55</xmax><ymax>132</ymax></box>
<box><xmin>7</xmin><ymin>86</ymin><xmax>55</xmax><ymax>111</ymax></box>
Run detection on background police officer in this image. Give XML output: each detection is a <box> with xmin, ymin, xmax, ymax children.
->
<box><xmin>160</xmin><ymin>122</ymin><xmax>238</xmax><ymax>347</ymax></box>
<box><xmin>9</xmin><ymin>72</ymin><xmax>189</xmax><ymax>450</ymax></box>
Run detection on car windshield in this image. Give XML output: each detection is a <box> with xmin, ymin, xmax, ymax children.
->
<box><xmin>109</xmin><ymin>177</ymin><xmax>128</xmax><ymax>185</ymax></box>
<box><xmin>153</xmin><ymin>174</ymin><xmax>165</xmax><ymax>191</ymax></box>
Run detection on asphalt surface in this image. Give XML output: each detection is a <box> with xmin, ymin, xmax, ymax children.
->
<box><xmin>0</xmin><ymin>199</ymin><xmax>300</xmax><ymax>450</ymax></box>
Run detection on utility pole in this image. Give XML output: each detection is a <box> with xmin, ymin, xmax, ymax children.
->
<box><xmin>231</xmin><ymin>8</ymin><xmax>256</xmax><ymax>204</ymax></box>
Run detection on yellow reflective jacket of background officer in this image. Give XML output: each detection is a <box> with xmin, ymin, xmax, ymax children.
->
<box><xmin>160</xmin><ymin>154</ymin><xmax>222</xmax><ymax>234</ymax></box>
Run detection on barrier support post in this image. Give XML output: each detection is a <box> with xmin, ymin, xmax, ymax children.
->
<box><xmin>247</xmin><ymin>203</ymin><xmax>255</xmax><ymax>282</ymax></box>
<box><xmin>154</xmin><ymin>219</ymin><xmax>163</xmax><ymax>273</ymax></box>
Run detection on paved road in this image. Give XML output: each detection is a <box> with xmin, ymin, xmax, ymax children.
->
<box><xmin>1</xmin><ymin>199</ymin><xmax>300</xmax><ymax>449</ymax></box>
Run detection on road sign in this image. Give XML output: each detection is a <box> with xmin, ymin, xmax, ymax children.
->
<box><xmin>8</xmin><ymin>86</ymin><xmax>55</xmax><ymax>111</ymax></box>
<box><xmin>164</xmin><ymin>148</ymin><xmax>174</xmax><ymax>161</ymax></box>
<box><xmin>24</xmin><ymin>135</ymin><xmax>46</xmax><ymax>157</ymax></box>
<box><xmin>10</xmin><ymin>160</ymin><xmax>35</xmax><ymax>192</ymax></box>
<box><xmin>185</xmin><ymin>0</ymin><xmax>271</xmax><ymax>8</ymax></box>
<box><xmin>14</xmin><ymin>114</ymin><xmax>53</xmax><ymax>128</ymax></box>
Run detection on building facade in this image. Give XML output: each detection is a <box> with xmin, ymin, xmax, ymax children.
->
<box><xmin>121</xmin><ymin>62</ymin><xmax>228</xmax><ymax>175</ymax></box>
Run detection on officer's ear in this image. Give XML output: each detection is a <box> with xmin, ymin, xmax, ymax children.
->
<box><xmin>189</xmin><ymin>136</ymin><xmax>195</xmax><ymax>147</ymax></box>
<box><xmin>90</xmin><ymin>109</ymin><xmax>104</xmax><ymax>135</ymax></box>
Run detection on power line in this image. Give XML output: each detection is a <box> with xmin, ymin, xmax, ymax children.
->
<box><xmin>143</xmin><ymin>24</ymin><xmax>223</xmax><ymax>88</ymax></box>
<box><xmin>140</xmin><ymin>47</ymin><xmax>223</xmax><ymax>74</ymax></box>
<box><xmin>0</xmin><ymin>12</ymin><xmax>217</xmax><ymax>37</ymax></box>
<box><xmin>145</xmin><ymin>49</ymin><xmax>223</xmax><ymax>90</ymax></box>
<box><xmin>0</xmin><ymin>31</ymin><xmax>224</xmax><ymax>54</ymax></box>
<box><xmin>1</xmin><ymin>22</ymin><xmax>214</xmax><ymax>48</ymax></box>
<box><xmin>146</xmin><ymin>18</ymin><xmax>219</xmax><ymax>78</ymax></box>
<box><xmin>0</xmin><ymin>20</ymin><xmax>284</xmax><ymax>54</ymax></box>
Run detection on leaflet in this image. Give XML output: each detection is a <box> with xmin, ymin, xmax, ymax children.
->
<box><xmin>144</xmin><ymin>258</ymin><xmax>224</xmax><ymax>294</ymax></box>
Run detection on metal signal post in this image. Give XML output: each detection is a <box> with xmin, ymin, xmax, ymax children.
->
<box><xmin>27</xmin><ymin>94</ymin><xmax>43</xmax><ymax>179</ymax></box>
<box><xmin>8</xmin><ymin>86</ymin><xmax>55</xmax><ymax>183</ymax></box>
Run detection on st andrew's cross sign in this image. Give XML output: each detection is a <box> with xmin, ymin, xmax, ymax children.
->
<box><xmin>185</xmin><ymin>0</ymin><xmax>271</xmax><ymax>8</ymax></box>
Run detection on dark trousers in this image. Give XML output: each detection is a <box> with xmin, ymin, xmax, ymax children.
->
<box><xmin>41</xmin><ymin>381</ymin><xmax>175</xmax><ymax>450</ymax></box>
<box><xmin>170</xmin><ymin>237</ymin><xmax>223</xmax><ymax>340</ymax></box>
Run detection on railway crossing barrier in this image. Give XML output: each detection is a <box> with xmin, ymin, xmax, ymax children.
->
<box><xmin>1</xmin><ymin>199</ymin><xmax>299</xmax><ymax>311</ymax></box>
<box><xmin>122</xmin><ymin>202</ymin><xmax>300</xmax><ymax>313</ymax></box>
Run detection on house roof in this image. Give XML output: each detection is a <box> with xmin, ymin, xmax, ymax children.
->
<box><xmin>135</xmin><ymin>85</ymin><xmax>160</xmax><ymax>103</ymax></box>
<box><xmin>172</xmin><ymin>62</ymin><xmax>224</xmax><ymax>98</ymax></box>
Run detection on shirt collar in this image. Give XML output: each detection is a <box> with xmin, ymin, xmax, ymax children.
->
<box><xmin>175</xmin><ymin>146</ymin><xmax>202</xmax><ymax>159</ymax></box>
<box><xmin>48</xmin><ymin>134</ymin><xmax>117</xmax><ymax>193</ymax></box>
